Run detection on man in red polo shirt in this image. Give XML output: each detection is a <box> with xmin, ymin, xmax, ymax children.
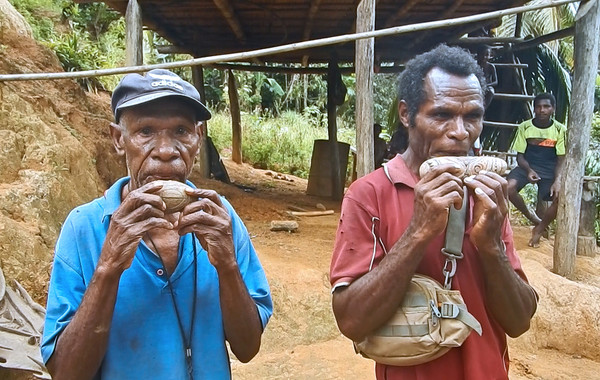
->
<box><xmin>330</xmin><ymin>45</ymin><xmax>537</xmax><ymax>380</ymax></box>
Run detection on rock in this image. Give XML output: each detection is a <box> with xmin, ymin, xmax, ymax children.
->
<box><xmin>270</xmin><ymin>220</ymin><xmax>299</xmax><ymax>232</ymax></box>
<box><xmin>511</xmin><ymin>257</ymin><xmax>600</xmax><ymax>361</ymax></box>
<box><xmin>0</xmin><ymin>0</ymin><xmax>33</xmax><ymax>39</ymax></box>
<box><xmin>315</xmin><ymin>203</ymin><xmax>326</xmax><ymax>211</ymax></box>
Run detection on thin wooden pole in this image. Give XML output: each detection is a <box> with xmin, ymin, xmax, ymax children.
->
<box><xmin>355</xmin><ymin>0</ymin><xmax>375</xmax><ymax>178</ymax></box>
<box><xmin>553</xmin><ymin>0</ymin><xmax>600</xmax><ymax>277</ymax></box>
<box><xmin>191</xmin><ymin>65</ymin><xmax>210</xmax><ymax>178</ymax></box>
<box><xmin>228</xmin><ymin>70</ymin><xmax>242</xmax><ymax>164</ymax></box>
<box><xmin>327</xmin><ymin>62</ymin><xmax>342</xmax><ymax>201</ymax></box>
<box><xmin>125</xmin><ymin>0</ymin><xmax>143</xmax><ymax>67</ymax></box>
<box><xmin>0</xmin><ymin>0</ymin><xmax>580</xmax><ymax>82</ymax></box>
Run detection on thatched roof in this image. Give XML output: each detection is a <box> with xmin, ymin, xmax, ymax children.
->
<box><xmin>84</xmin><ymin>0</ymin><xmax>528</xmax><ymax>64</ymax></box>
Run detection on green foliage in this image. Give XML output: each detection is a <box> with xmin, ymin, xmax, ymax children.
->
<box><xmin>45</xmin><ymin>29</ymin><xmax>106</xmax><ymax>91</ymax></box>
<box><xmin>11</xmin><ymin>0</ymin><xmax>125</xmax><ymax>91</ymax></box>
<box><xmin>9</xmin><ymin>0</ymin><xmax>62</xmax><ymax>40</ymax></box>
<box><xmin>587</xmin><ymin>112</ymin><xmax>600</xmax><ymax>243</ymax></box>
<box><xmin>207</xmin><ymin>111</ymin><xmax>355</xmax><ymax>178</ymax></box>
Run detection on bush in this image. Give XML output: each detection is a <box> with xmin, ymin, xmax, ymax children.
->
<box><xmin>207</xmin><ymin>111</ymin><xmax>355</xmax><ymax>179</ymax></box>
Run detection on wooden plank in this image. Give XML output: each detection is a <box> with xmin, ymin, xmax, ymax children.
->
<box><xmin>125</xmin><ymin>0</ymin><xmax>143</xmax><ymax>66</ymax></box>
<box><xmin>355</xmin><ymin>0</ymin><xmax>375</xmax><ymax>178</ymax></box>
<box><xmin>383</xmin><ymin>0</ymin><xmax>418</xmax><ymax>28</ymax></box>
<box><xmin>228</xmin><ymin>70</ymin><xmax>243</xmax><ymax>164</ymax></box>
<box><xmin>509</xmin><ymin>27</ymin><xmax>575</xmax><ymax>52</ymax></box>
<box><xmin>492</xmin><ymin>63</ymin><xmax>529</xmax><ymax>68</ymax></box>
<box><xmin>287</xmin><ymin>210</ymin><xmax>335</xmax><ymax>217</ymax></box>
<box><xmin>492</xmin><ymin>93</ymin><xmax>535</xmax><ymax>101</ymax></box>
<box><xmin>483</xmin><ymin>120</ymin><xmax>519</xmax><ymax>129</ymax></box>
<box><xmin>191</xmin><ymin>66</ymin><xmax>210</xmax><ymax>178</ymax></box>
<box><xmin>212</xmin><ymin>0</ymin><xmax>247</xmax><ymax>44</ymax></box>
<box><xmin>327</xmin><ymin>62</ymin><xmax>343</xmax><ymax>200</ymax></box>
<box><xmin>554</xmin><ymin>0</ymin><xmax>600</xmax><ymax>277</ymax></box>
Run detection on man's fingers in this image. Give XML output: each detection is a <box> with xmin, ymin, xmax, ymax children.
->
<box><xmin>186</xmin><ymin>188</ymin><xmax>224</xmax><ymax>208</ymax></box>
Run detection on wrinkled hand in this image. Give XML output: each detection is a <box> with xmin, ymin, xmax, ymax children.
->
<box><xmin>411</xmin><ymin>163</ymin><xmax>465</xmax><ymax>239</ymax></box>
<box><xmin>463</xmin><ymin>171</ymin><xmax>508</xmax><ymax>251</ymax></box>
<box><xmin>101</xmin><ymin>182</ymin><xmax>172</xmax><ymax>274</ymax></box>
<box><xmin>176</xmin><ymin>189</ymin><xmax>235</xmax><ymax>269</ymax></box>
<box><xmin>527</xmin><ymin>169</ymin><xmax>540</xmax><ymax>183</ymax></box>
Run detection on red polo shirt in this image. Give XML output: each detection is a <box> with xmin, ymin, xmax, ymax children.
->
<box><xmin>330</xmin><ymin>155</ymin><xmax>528</xmax><ymax>380</ymax></box>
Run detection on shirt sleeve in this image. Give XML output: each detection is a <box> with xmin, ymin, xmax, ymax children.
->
<box><xmin>511</xmin><ymin>121</ymin><xmax>528</xmax><ymax>153</ymax></box>
<box><xmin>223</xmin><ymin>198</ymin><xmax>273</xmax><ymax>329</ymax></box>
<box><xmin>40</xmin><ymin>218</ymin><xmax>87</xmax><ymax>364</ymax></box>
<box><xmin>555</xmin><ymin>123</ymin><xmax>566</xmax><ymax>156</ymax></box>
<box><xmin>330</xmin><ymin>191</ymin><xmax>385</xmax><ymax>291</ymax></box>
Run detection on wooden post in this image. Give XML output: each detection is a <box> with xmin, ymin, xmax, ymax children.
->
<box><xmin>125</xmin><ymin>0</ymin><xmax>143</xmax><ymax>67</ymax></box>
<box><xmin>577</xmin><ymin>180</ymin><xmax>598</xmax><ymax>257</ymax></box>
<box><xmin>327</xmin><ymin>62</ymin><xmax>343</xmax><ymax>201</ymax></box>
<box><xmin>228</xmin><ymin>69</ymin><xmax>242</xmax><ymax>164</ymax></box>
<box><xmin>553</xmin><ymin>0</ymin><xmax>600</xmax><ymax>277</ymax></box>
<box><xmin>192</xmin><ymin>65</ymin><xmax>210</xmax><ymax>178</ymax></box>
<box><xmin>355</xmin><ymin>0</ymin><xmax>375</xmax><ymax>178</ymax></box>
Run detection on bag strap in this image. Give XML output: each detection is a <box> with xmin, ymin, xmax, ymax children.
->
<box><xmin>441</xmin><ymin>185</ymin><xmax>468</xmax><ymax>289</ymax></box>
<box><xmin>382</xmin><ymin>164</ymin><xmax>467</xmax><ymax>289</ymax></box>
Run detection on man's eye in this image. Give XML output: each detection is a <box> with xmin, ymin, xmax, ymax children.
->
<box><xmin>176</xmin><ymin>127</ymin><xmax>189</xmax><ymax>135</ymax></box>
<box><xmin>140</xmin><ymin>127</ymin><xmax>152</xmax><ymax>135</ymax></box>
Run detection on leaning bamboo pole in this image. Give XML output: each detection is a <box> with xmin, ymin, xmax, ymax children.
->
<box><xmin>0</xmin><ymin>0</ymin><xmax>579</xmax><ymax>82</ymax></box>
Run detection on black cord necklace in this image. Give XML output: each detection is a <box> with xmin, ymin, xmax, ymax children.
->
<box><xmin>147</xmin><ymin>233</ymin><xmax>197</xmax><ymax>380</ymax></box>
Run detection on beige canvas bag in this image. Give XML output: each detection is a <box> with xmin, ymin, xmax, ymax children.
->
<box><xmin>353</xmin><ymin>165</ymin><xmax>482</xmax><ymax>366</ymax></box>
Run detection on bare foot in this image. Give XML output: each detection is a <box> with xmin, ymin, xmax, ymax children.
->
<box><xmin>529</xmin><ymin>226</ymin><xmax>544</xmax><ymax>248</ymax></box>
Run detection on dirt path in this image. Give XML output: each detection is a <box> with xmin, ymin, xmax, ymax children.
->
<box><xmin>199</xmin><ymin>159</ymin><xmax>600</xmax><ymax>380</ymax></box>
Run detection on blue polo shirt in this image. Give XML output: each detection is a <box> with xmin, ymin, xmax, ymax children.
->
<box><xmin>41</xmin><ymin>177</ymin><xmax>273</xmax><ymax>379</ymax></box>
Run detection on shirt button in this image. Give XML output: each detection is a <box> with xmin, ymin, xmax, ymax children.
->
<box><xmin>157</xmin><ymin>268</ymin><xmax>164</xmax><ymax>276</ymax></box>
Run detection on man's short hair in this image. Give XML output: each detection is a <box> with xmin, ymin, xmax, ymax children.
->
<box><xmin>534</xmin><ymin>92</ymin><xmax>556</xmax><ymax>108</ymax></box>
<box><xmin>397</xmin><ymin>44</ymin><xmax>486</xmax><ymax>126</ymax></box>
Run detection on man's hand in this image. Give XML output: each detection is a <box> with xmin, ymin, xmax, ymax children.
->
<box><xmin>527</xmin><ymin>169</ymin><xmax>540</xmax><ymax>183</ymax></box>
<box><xmin>411</xmin><ymin>163</ymin><xmax>465</xmax><ymax>240</ymax></box>
<box><xmin>100</xmin><ymin>182</ymin><xmax>172</xmax><ymax>274</ymax></box>
<box><xmin>463</xmin><ymin>171</ymin><xmax>508</xmax><ymax>251</ymax></box>
<box><xmin>176</xmin><ymin>189</ymin><xmax>236</xmax><ymax>269</ymax></box>
<box><xmin>550</xmin><ymin>180</ymin><xmax>561</xmax><ymax>200</ymax></box>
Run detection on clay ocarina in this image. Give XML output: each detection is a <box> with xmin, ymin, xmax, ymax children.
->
<box><xmin>152</xmin><ymin>180</ymin><xmax>195</xmax><ymax>213</ymax></box>
<box><xmin>419</xmin><ymin>156</ymin><xmax>508</xmax><ymax>179</ymax></box>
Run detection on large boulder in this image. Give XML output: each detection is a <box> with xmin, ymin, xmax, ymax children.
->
<box><xmin>0</xmin><ymin>0</ymin><xmax>33</xmax><ymax>39</ymax></box>
<box><xmin>511</xmin><ymin>253</ymin><xmax>600</xmax><ymax>361</ymax></box>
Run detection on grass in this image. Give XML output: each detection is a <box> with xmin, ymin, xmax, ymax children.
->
<box><xmin>207</xmin><ymin>111</ymin><xmax>356</xmax><ymax>179</ymax></box>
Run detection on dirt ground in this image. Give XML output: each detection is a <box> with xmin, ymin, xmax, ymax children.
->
<box><xmin>191</xmin><ymin>159</ymin><xmax>600</xmax><ymax>380</ymax></box>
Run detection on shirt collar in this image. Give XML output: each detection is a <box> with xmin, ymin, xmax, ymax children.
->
<box><xmin>382</xmin><ymin>154</ymin><xmax>420</xmax><ymax>188</ymax></box>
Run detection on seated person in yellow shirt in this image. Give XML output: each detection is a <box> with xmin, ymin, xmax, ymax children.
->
<box><xmin>507</xmin><ymin>93</ymin><xmax>566</xmax><ymax>247</ymax></box>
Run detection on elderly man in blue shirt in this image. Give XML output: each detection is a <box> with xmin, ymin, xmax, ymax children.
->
<box><xmin>41</xmin><ymin>69</ymin><xmax>273</xmax><ymax>380</ymax></box>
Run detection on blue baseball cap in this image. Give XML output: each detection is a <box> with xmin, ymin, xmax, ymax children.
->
<box><xmin>111</xmin><ymin>69</ymin><xmax>212</xmax><ymax>122</ymax></box>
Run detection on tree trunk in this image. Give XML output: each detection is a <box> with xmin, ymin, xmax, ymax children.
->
<box><xmin>355</xmin><ymin>0</ymin><xmax>375</xmax><ymax>178</ymax></box>
<box><xmin>125</xmin><ymin>0</ymin><xmax>143</xmax><ymax>66</ymax></box>
<box><xmin>554</xmin><ymin>1</ymin><xmax>600</xmax><ymax>277</ymax></box>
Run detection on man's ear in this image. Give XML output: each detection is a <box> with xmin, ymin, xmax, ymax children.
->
<box><xmin>195</xmin><ymin>121</ymin><xmax>204</xmax><ymax>139</ymax></box>
<box><xmin>398</xmin><ymin>100</ymin><xmax>411</xmax><ymax>130</ymax></box>
<box><xmin>110</xmin><ymin>122</ymin><xmax>125</xmax><ymax>156</ymax></box>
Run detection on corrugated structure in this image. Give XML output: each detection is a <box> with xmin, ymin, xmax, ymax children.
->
<box><xmin>84</xmin><ymin>0</ymin><xmax>529</xmax><ymax>64</ymax></box>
